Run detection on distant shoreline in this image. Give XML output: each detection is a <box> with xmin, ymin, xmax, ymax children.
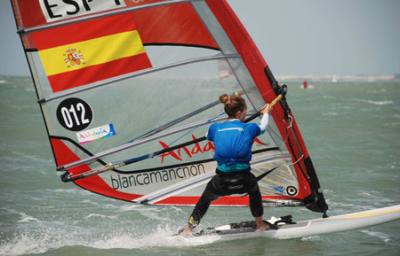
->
<box><xmin>1</xmin><ymin>74</ymin><xmax>399</xmax><ymax>83</ymax></box>
<box><xmin>277</xmin><ymin>74</ymin><xmax>400</xmax><ymax>83</ymax></box>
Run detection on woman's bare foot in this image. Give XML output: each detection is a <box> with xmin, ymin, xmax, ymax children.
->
<box><xmin>255</xmin><ymin>217</ymin><xmax>270</xmax><ymax>231</ymax></box>
<box><xmin>178</xmin><ymin>225</ymin><xmax>193</xmax><ymax>236</ymax></box>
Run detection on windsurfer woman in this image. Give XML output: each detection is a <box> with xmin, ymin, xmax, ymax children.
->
<box><xmin>180</xmin><ymin>92</ymin><xmax>273</xmax><ymax>235</ymax></box>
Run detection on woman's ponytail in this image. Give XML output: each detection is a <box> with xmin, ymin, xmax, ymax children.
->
<box><xmin>219</xmin><ymin>92</ymin><xmax>246</xmax><ymax>118</ymax></box>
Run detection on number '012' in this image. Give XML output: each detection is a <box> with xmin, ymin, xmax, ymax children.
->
<box><xmin>56</xmin><ymin>98</ymin><xmax>93</xmax><ymax>131</ymax></box>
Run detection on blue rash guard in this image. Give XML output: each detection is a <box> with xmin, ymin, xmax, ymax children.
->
<box><xmin>207</xmin><ymin>114</ymin><xmax>269</xmax><ymax>172</ymax></box>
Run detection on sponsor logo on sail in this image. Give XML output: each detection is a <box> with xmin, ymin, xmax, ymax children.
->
<box><xmin>77</xmin><ymin>123</ymin><xmax>116</xmax><ymax>144</ymax></box>
<box><xmin>158</xmin><ymin>135</ymin><xmax>267</xmax><ymax>163</ymax></box>
<box><xmin>110</xmin><ymin>163</ymin><xmax>207</xmax><ymax>190</ymax></box>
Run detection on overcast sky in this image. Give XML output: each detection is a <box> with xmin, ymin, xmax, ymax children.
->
<box><xmin>1</xmin><ymin>0</ymin><xmax>399</xmax><ymax>76</ymax></box>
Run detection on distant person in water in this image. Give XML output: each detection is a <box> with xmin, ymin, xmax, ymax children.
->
<box><xmin>179</xmin><ymin>92</ymin><xmax>273</xmax><ymax>236</ymax></box>
<box><xmin>302</xmin><ymin>80</ymin><xmax>308</xmax><ymax>89</ymax></box>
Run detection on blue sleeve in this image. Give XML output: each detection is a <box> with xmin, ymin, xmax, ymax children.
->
<box><xmin>248</xmin><ymin>123</ymin><xmax>261</xmax><ymax>138</ymax></box>
<box><xmin>207</xmin><ymin>123</ymin><xmax>216</xmax><ymax>141</ymax></box>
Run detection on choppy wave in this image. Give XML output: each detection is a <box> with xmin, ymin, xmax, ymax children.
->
<box><xmin>89</xmin><ymin>225</ymin><xmax>220</xmax><ymax>249</ymax></box>
<box><xmin>1</xmin><ymin>151</ymin><xmax>52</xmax><ymax>174</ymax></box>
<box><xmin>322</xmin><ymin>112</ymin><xmax>339</xmax><ymax>116</ymax></box>
<box><xmin>17</xmin><ymin>215</ymin><xmax>40</xmax><ymax>224</ymax></box>
<box><xmin>84</xmin><ymin>213</ymin><xmax>118</xmax><ymax>220</ymax></box>
<box><xmin>0</xmin><ymin>225</ymin><xmax>219</xmax><ymax>256</ymax></box>
<box><xmin>300</xmin><ymin>236</ymin><xmax>322</xmax><ymax>241</ymax></box>
<box><xmin>1</xmin><ymin>208</ymin><xmax>39</xmax><ymax>224</ymax></box>
<box><xmin>361</xmin><ymin>230</ymin><xmax>391</xmax><ymax>243</ymax></box>
<box><xmin>366</xmin><ymin>100</ymin><xmax>393</xmax><ymax>106</ymax></box>
<box><xmin>1</xmin><ymin>77</ymin><xmax>400</xmax><ymax>256</ymax></box>
<box><xmin>352</xmin><ymin>98</ymin><xmax>394</xmax><ymax>106</ymax></box>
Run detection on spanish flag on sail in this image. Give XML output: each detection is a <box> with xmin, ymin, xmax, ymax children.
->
<box><xmin>29</xmin><ymin>13</ymin><xmax>152</xmax><ymax>93</ymax></box>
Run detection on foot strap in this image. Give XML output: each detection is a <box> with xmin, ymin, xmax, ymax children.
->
<box><xmin>263</xmin><ymin>220</ymin><xmax>279</xmax><ymax>230</ymax></box>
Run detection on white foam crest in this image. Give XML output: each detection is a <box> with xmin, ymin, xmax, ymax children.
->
<box><xmin>0</xmin><ymin>229</ymin><xmax>97</xmax><ymax>256</ymax></box>
<box><xmin>366</xmin><ymin>100</ymin><xmax>393</xmax><ymax>106</ymax></box>
<box><xmin>17</xmin><ymin>215</ymin><xmax>40</xmax><ymax>223</ymax></box>
<box><xmin>0</xmin><ymin>225</ymin><xmax>220</xmax><ymax>256</ymax></box>
<box><xmin>0</xmin><ymin>234</ymin><xmax>50</xmax><ymax>256</ymax></box>
<box><xmin>1</xmin><ymin>208</ymin><xmax>40</xmax><ymax>224</ymax></box>
<box><xmin>361</xmin><ymin>230</ymin><xmax>391</xmax><ymax>243</ymax></box>
<box><xmin>117</xmin><ymin>204</ymin><xmax>144</xmax><ymax>212</ymax></box>
<box><xmin>84</xmin><ymin>213</ymin><xmax>117</xmax><ymax>220</ymax></box>
<box><xmin>357</xmin><ymin>191</ymin><xmax>373</xmax><ymax>197</ymax></box>
<box><xmin>89</xmin><ymin>225</ymin><xmax>220</xmax><ymax>249</ymax></box>
<box><xmin>301</xmin><ymin>235</ymin><xmax>322</xmax><ymax>241</ymax></box>
<box><xmin>80</xmin><ymin>200</ymin><xmax>121</xmax><ymax>210</ymax></box>
<box><xmin>352</xmin><ymin>98</ymin><xmax>394</xmax><ymax>106</ymax></box>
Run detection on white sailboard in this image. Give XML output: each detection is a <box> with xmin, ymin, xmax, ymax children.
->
<box><xmin>191</xmin><ymin>204</ymin><xmax>400</xmax><ymax>240</ymax></box>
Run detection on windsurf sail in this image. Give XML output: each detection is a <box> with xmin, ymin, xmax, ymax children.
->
<box><xmin>11</xmin><ymin>0</ymin><xmax>328</xmax><ymax>215</ymax></box>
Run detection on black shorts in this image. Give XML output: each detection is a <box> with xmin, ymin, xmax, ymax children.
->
<box><xmin>189</xmin><ymin>170</ymin><xmax>264</xmax><ymax>225</ymax></box>
<box><xmin>211</xmin><ymin>171</ymin><xmax>259</xmax><ymax>196</ymax></box>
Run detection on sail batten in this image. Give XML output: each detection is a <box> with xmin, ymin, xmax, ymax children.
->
<box><xmin>56</xmin><ymin>114</ymin><xmax>229</xmax><ymax>172</ymax></box>
<box><xmin>38</xmin><ymin>53</ymin><xmax>240</xmax><ymax>103</ymax></box>
<box><xmin>12</xmin><ymin>0</ymin><xmax>328</xmax><ymax>212</ymax></box>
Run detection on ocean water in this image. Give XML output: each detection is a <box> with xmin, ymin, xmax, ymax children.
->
<box><xmin>0</xmin><ymin>76</ymin><xmax>399</xmax><ymax>256</ymax></box>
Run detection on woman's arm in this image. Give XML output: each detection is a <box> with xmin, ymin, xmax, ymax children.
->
<box><xmin>258</xmin><ymin>104</ymin><xmax>273</xmax><ymax>132</ymax></box>
<box><xmin>258</xmin><ymin>113</ymin><xmax>269</xmax><ymax>132</ymax></box>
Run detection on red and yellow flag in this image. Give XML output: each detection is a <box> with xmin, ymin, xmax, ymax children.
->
<box><xmin>29</xmin><ymin>13</ymin><xmax>152</xmax><ymax>93</ymax></box>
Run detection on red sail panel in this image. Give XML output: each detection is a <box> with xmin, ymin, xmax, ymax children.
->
<box><xmin>132</xmin><ymin>3</ymin><xmax>218</xmax><ymax>49</ymax></box>
<box><xmin>11</xmin><ymin>0</ymin><xmax>47</xmax><ymax>28</ymax></box>
<box><xmin>51</xmin><ymin>138</ymin><xmax>140</xmax><ymax>202</ymax></box>
<box><xmin>28</xmin><ymin>12</ymin><xmax>138</xmax><ymax>49</ymax></box>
